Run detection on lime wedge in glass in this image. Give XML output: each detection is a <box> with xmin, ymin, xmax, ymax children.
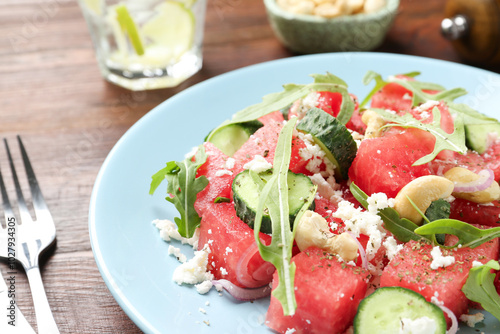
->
<box><xmin>115</xmin><ymin>4</ymin><xmax>145</xmax><ymax>56</ymax></box>
<box><xmin>83</xmin><ymin>0</ymin><xmax>102</xmax><ymax>15</ymax></box>
<box><xmin>141</xmin><ymin>1</ymin><xmax>195</xmax><ymax>62</ymax></box>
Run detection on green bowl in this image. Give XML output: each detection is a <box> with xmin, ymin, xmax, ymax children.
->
<box><xmin>264</xmin><ymin>0</ymin><xmax>400</xmax><ymax>54</ymax></box>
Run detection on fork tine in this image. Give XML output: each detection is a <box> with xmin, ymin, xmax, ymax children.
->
<box><xmin>17</xmin><ymin>136</ymin><xmax>53</xmax><ymax>222</ymax></box>
<box><xmin>5</xmin><ymin>138</ymin><xmax>32</xmax><ymax>224</ymax></box>
<box><xmin>0</xmin><ymin>159</ymin><xmax>15</xmax><ymax>227</ymax></box>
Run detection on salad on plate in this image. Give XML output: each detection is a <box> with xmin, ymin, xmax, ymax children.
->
<box><xmin>150</xmin><ymin>70</ymin><xmax>500</xmax><ymax>333</ymax></box>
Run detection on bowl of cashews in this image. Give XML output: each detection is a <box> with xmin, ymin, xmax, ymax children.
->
<box><xmin>264</xmin><ymin>0</ymin><xmax>399</xmax><ymax>53</ymax></box>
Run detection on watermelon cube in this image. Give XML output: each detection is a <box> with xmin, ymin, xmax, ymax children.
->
<box><xmin>380</xmin><ymin>236</ymin><xmax>499</xmax><ymax>324</ymax></box>
<box><xmin>198</xmin><ymin>201</ymin><xmax>274</xmax><ymax>288</ymax></box>
<box><xmin>265</xmin><ymin>246</ymin><xmax>369</xmax><ymax>334</ymax></box>
<box><xmin>232</xmin><ymin>121</ymin><xmax>312</xmax><ymax>176</ymax></box>
<box><xmin>194</xmin><ymin>142</ymin><xmax>238</xmax><ymax>216</ymax></box>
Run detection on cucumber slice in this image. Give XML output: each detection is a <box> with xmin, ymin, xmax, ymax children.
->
<box><xmin>232</xmin><ymin>169</ymin><xmax>315</xmax><ymax>233</ymax></box>
<box><xmin>465</xmin><ymin>122</ymin><xmax>500</xmax><ymax>154</ymax></box>
<box><xmin>353</xmin><ymin>287</ymin><xmax>447</xmax><ymax>334</ymax></box>
<box><xmin>206</xmin><ymin>121</ymin><xmax>263</xmax><ymax>157</ymax></box>
<box><xmin>296</xmin><ymin>107</ymin><xmax>357</xmax><ymax>180</ymax></box>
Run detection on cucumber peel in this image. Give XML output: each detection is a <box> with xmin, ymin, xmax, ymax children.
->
<box><xmin>297</xmin><ymin>107</ymin><xmax>357</xmax><ymax>179</ymax></box>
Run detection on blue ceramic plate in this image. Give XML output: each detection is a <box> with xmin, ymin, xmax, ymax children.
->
<box><xmin>89</xmin><ymin>53</ymin><xmax>500</xmax><ymax>334</ymax></box>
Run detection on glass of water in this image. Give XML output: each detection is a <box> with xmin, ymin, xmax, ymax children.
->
<box><xmin>79</xmin><ymin>0</ymin><xmax>207</xmax><ymax>90</ymax></box>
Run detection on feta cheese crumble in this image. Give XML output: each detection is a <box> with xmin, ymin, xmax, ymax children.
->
<box><xmin>399</xmin><ymin>317</ymin><xmax>438</xmax><ymax>334</ymax></box>
<box><xmin>460</xmin><ymin>312</ymin><xmax>485</xmax><ymax>327</ymax></box>
<box><xmin>153</xmin><ymin>219</ymin><xmax>199</xmax><ymax>249</ymax></box>
<box><xmin>429</xmin><ymin>246</ymin><xmax>455</xmax><ymax>270</ymax></box>
<box><xmin>243</xmin><ymin>155</ymin><xmax>272</xmax><ymax>173</ymax></box>
<box><xmin>168</xmin><ymin>245</ymin><xmax>187</xmax><ymax>263</ymax></box>
<box><xmin>172</xmin><ymin>245</ymin><xmax>214</xmax><ymax>285</ymax></box>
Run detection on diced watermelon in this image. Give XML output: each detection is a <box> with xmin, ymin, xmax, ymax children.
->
<box><xmin>348</xmin><ymin>129</ymin><xmax>432</xmax><ymax>198</ymax></box>
<box><xmin>198</xmin><ymin>202</ymin><xmax>274</xmax><ymax>288</ymax></box>
<box><xmin>371</xmin><ymin>82</ymin><xmax>413</xmax><ymax>112</ymax></box>
<box><xmin>265</xmin><ymin>246</ymin><xmax>369</xmax><ymax>334</ymax></box>
<box><xmin>370</xmin><ymin>75</ymin><xmax>440</xmax><ymax>112</ymax></box>
<box><xmin>259</xmin><ymin>110</ymin><xmax>285</xmax><ymax>125</ymax></box>
<box><xmin>380</xmin><ymin>236</ymin><xmax>499</xmax><ymax>325</ymax></box>
<box><xmin>449</xmin><ymin>198</ymin><xmax>500</xmax><ymax>227</ymax></box>
<box><xmin>194</xmin><ymin>142</ymin><xmax>236</xmax><ymax>216</ymax></box>
<box><xmin>232</xmin><ymin>121</ymin><xmax>312</xmax><ymax>176</ymax></box>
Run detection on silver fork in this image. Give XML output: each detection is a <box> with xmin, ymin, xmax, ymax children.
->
<box><xmin>0</xmin><ymin>136</ymin><xmax>59</xmax><ymax>334</ymax></box>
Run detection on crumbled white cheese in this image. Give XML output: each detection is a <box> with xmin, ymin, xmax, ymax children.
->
<box><xmin>472</xmin><ymin>260</ymin><xmax>484</xmax><ymax>268</ymax></box>
<box><xmin>195</xmin><ymin>280</ymin><xmax>213</xmax><ymax>294</ymax></box>
<box><xmin>172</xmin><ymin>245</ymin><xmax>214</xmax><ymax>285</ymax></box>
<box><xmin>366</xmin><ymin>192</ymin><xmax>395</xmax><ymax>214</ymax></box>
<box><xmin>168</xmin><ymin>245</ymin><xmax>187</xmax><ymax>263</ymax></box>
<box><xmin>225</xmin><ymin>157</ymin><xmax>236</xmax><ymax>169</ymax></box>
<box><xmin>153</xmin><ymin>219</ymin><xmax>199</xmax><ymax>249</ymax></box>
<box><xmin>215</xmin><ymin>169</ymin><xmax>233</xmax><ymax>177</ymax></box>
<box><xmin>199</xmin><ymin>307</ymin><xmax>207</xmax><ymax>314</ymax></box>
<box><xmin>460</xmin><ymin>312</ymin><xmax>485</xmax><ymax>327</ymax></box>
<box><xmin>382</xmin><ymin>236</ymin><xmax>403</xmax><ymax>261</ymax></box>
<box><xmin>243</xmin><ymin>155</ymin><xmax>272</xmax><ymax>173</ymax></box>
<box><xmin>220</xmin><ymin>267</ymin><xmax>228</xmax><ymax>276</ymax></box>
<box><xmin>225</xmin><ymin>247</ymin><xmax>233</xmax><ymax>255</ymax></box>
<box><xmin>399</xmin><ymin>317</ymin><xmax>438</xmax><ymax>334</ymax></box>
<box><xmin>430</xmin><ymin>246</ymin><xmax>455</xmax><ymax>270</ymax></box>
<box><xmin>332</xmin><ymin>199</ymin><xmax>386</xmax><ymax>262</ymax></box>
<box><xmin>285</xmin><ymin>328</ymin><xmax>297</xmax><ymax>334</ymax></box>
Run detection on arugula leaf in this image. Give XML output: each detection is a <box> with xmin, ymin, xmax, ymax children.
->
<box><xmin>374</xmin><ymin>107</ymin><xmax>467</xmax><ymax>165</ymax></box>
<box><xmin>252</xmin><ymin>118</ymin><xmax>317</xmax><ymax>316</ymax></box>
<box><xmin>349</xmin><ymin>182</ymin><xmax>424</xmax><ymax>243</ymax></box>
<box><xmin>149</xmin><ymin>145</ymin><xmax>209</xmax><ymax>238</ymax></box>
<box><xmin>206</xmin><ymin>74</ymin><xmax>355</xmax><ymax>141</ymax></box>
<box><xmin>462</xmin><ymin>260</ymin><xmax>500</xmax><ymax>322</ymax></box>
<box><xmin>359</xmin><ymin>70</ymin><xmax>387</xmax><ymax>109</ymax></box>
<box><xmin>414</xmin><ymin>219</ymin><xmax>500</xmax><ymax>249</ymax></box>
<box><xmin>424</xmin><ymin>199</ymin><xmax>450</xmax><ymax>245</ymax></box>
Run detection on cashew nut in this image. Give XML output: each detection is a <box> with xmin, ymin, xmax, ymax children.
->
<box><xmin>361</xmin><ymin>109</ymin><xmax>386</xmax><ymax>139</ymax></box>
<box><xmin>295</xmin><ymin>210</ymin><xmax>359</xmax><ymax>261</ymax></box>
<box><xmin>444</xmin><ymin>167</ymin><xmax>500</xmax><ymax>204</ymax></box>
<box><xmin>325</xmin><ymin>232</ymin><xmax>359</xmax><ymax>261</ymax></box>
<box><xmin>393</xmin><ymin>176</ymin><xmax>454</xmax><ymax>225</ymax></box>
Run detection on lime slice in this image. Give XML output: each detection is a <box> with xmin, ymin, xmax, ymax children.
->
<box><xmin>83</xmin><ymin>0</ymin><xmax>102</xmax><ymax>15</ymax></box>
<box><xmin>141</xmin><ymin>1</ymin><xmax>195</xmax><ymax>62</ymax></box>
<box><xmin>115</xmin><ymin>4</ymin><xmax>145</xmax><ymax>56</ymax></box>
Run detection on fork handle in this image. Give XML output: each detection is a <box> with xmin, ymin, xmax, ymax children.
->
<box><xmin>26</xmin><ymin>266</ymin><xmax>60</xmax><ymax>334</ymax></box>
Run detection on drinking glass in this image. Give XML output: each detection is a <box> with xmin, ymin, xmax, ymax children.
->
<box><xmin>79</xmin><ymin>0</ymin><xmax>207</xmax><ymax>90</ymax></box>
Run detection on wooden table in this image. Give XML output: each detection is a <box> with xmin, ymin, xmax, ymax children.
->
<box><xmin>0</xmin><ymin>0</ymin><xmax>498</xmax><ymax>333</ymax></box>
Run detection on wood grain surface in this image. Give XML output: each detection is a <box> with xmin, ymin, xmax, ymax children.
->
<box><xmin>0</xmin><ymin>0</ymin><xmax>498</xmax><ymax>333</ymax></box>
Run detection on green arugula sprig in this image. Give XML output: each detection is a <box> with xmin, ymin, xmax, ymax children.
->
<box><xmin>149</xmin><ymin>145</ymin><xmax>208</xmax><ymax>238</ymax></box>
<box><xmin>252</xmin><ymin>118</ymin><xmax>317</xmax><ymax>316</ymax></box>
<box><xmin>206</xmin><ymin>73</ymin><xmax>354</xmax><ymax>141</ymax></box>
<box><xmin>349</xmin><ymin>182</ymin><xmax>424</xmax><ymax>243</ymax></box>
<box><xmin>360</xmin><ymin>71</ymin><xmax>466</xmax><ymax>109</ymax></box>
<box><xmin>415</xmin><ymin>220</ymin><xmax>500</xmax><ymax>249</ymax></box>
<box><xmin>374</xmin><ymin>107</ymin><xmax>467</xmax><ymax>165</ymax></box>
<box><xmin>462</xmin><ymin>260</ymin><xmax>500</xmax><ymax>322</ymax></box>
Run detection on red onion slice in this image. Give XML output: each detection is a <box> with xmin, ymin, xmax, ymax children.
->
<box><xmin>432</xmin><ymin>299</ymin><xmax>458</xmax><ymax>334</ymax></box>
<box><xmin>346</xmin><ymin>231</ymin><xmax>368</xmax><ymax>271</ymax></box>
<box><xmin>453</xmin><ymin>169</ymin><xmax>494</xmax><ymax>193</ymax></box>
<box><xmin>212</xmin><ymin>279</ymin><xmax>272</xmax><ymax>301</ymax></box>
<box><xmin>236</xmin><ymin>241</ymin><xmax>275</xmax><ymax>288</ymax></box>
